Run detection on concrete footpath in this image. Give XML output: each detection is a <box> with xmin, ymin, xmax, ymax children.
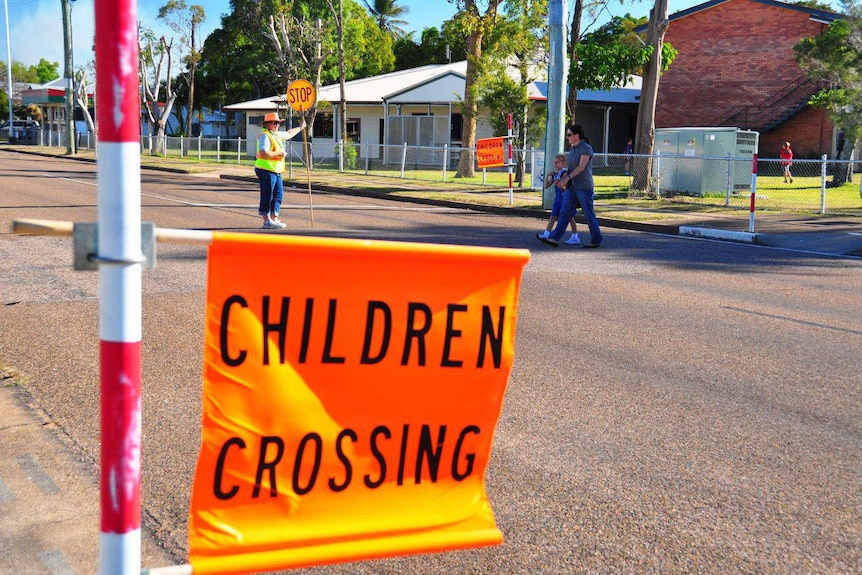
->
<box><xmin>0</xmin><ymin>367</ymin><xmax>175</xmax><ymax>574</ymax></box>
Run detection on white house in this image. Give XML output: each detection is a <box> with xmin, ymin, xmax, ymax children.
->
<box><xmin>224</xmin><ymin>61</ymin><xmax>641</xmax><ymax>159</ymax></box>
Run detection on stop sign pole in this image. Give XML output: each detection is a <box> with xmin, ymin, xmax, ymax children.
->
<box><xmin>288</xmin><ymin>79</ymin><xmax>316</xmax><ymax>227</ymax></box>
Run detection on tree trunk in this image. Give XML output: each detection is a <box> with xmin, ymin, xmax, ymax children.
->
<box><xmin>632</xmin><ymin>0</ymin><xmax>669</xmax><ymax>193</ymax></box>
<box><xmin>185</xmin><ymin>23</ymin><xmax>197</xmax><ymax>138</ymax></box>
<box><xmin>456</xmin><ymin>31</ymin><xmax>482</xmax><ymax>178</ymax></box>
<box><xmin>566</xmin><ymin>0</ymin><xmax>583</xmax><ymax>121</ymax></box>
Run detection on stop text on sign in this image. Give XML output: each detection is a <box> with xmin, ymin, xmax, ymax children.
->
<box><xmin>287</xmin><ymin>79</ymin><xmax>316</xmax><ymax>112</ymax></box>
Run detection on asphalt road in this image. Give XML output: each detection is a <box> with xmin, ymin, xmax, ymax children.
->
<box><xmin>1</xmin><ymin>152</ymin><xmax>860</xmax><ymax>574</ymax></box>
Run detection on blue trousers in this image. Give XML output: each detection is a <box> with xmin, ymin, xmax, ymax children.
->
<box><xmin>550</xmin><ymin>186</ymin><xmax>602</xmax><ymax>245</ymax></box>
<box><xmin>256</xmin><ymin>167</ymin><xmax>284</xmax><ymax>217</ymax></box>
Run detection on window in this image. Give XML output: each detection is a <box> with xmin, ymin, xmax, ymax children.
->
<box><xmin>346</xmin><ymin>118</ymin><xmax>360</xmax><ymax>142</ymax></box>
<box><xmin>450</xmin><ymin>113</ymin><xmax>463</xmax><ymax>142</ymax></box>
<box><xmin>313</xmin><ymin>113</ymin><xmax>334</xmax><ymax>139</ymax></box>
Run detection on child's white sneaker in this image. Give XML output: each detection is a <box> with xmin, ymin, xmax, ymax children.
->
<box><xmin>538</xmin><ymin>230</ymin><xmax>551</xmax><ymax>239</ymax></box>
<box><xmin>565</xmin><ymin>233</ymin><xmax>580</xmax><ymax>245</ymax></box>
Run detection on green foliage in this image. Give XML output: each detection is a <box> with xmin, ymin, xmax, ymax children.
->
<box><xmin>196</xmin><ymin>0</ymin><xmax>394</xmax><ymax>107</ymax></box>
<box><xmin>393</xmin><ymin>24</ymin><xmax>467</xmax><ymax>70</ymax></box>
<box><xmin>0</xmin><ymin>59</ymin><xmax>59</xmax><ymax>84</ymax></box>
<box><xmin>570</xmin><ymin>15</ymin><xmax>677</xmax><ymax>91</ymax></box>
<box><xmin>338</xmin><ymin>138</ymin><xmax>358</xmax><ymax>169</ymax></box>
<box><xmin>795</xmin><ymin>14</ymin><xmax>862</xmax><ymax>144</ymax></box>
<box><xmin>0</xmin><ymin>89</ymin><xmax>8</xmax><ymax>118</ymax></box>
<box><xmin>362</xmin><ymin>0</ymin><xmax>410</xmax><ymax>38</ymax></box>
<box><xmin>337</xmin><ymin>2</ymin><xmax>395</xmax><ymax>81</ymax></box>
<box><xmin>33</xmin><ymin>59</ymin><xmax>60</xmax><ymax>83</ymax></box>
<box><xmin>792</xmin><ymin>0</ymin><xmax>838</xmax><ymax>10</ymax></box>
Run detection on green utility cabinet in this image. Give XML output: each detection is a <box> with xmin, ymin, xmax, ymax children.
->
<box><xmin>653</xmin><ymin>127</ymin><xmax>759</xmax><ymax>195</ymax></box>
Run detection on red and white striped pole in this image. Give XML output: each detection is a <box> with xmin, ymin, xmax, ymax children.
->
<box><xmin>749</xmin><ymin>153</ymin><xmax>758</xmax><ymax>233</ymax></box>
<box><xmin>507</xmin><ymin>113</ymin><xmax>513</xmax><ymax>205</ymax></box>
<box><xmin>95</xmin><ymin>1</ymin><xmax>143</xmax><ymax>573</ymax></box>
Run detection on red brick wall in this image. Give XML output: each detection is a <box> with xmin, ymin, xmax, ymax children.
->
<box><xmin>657</xmin><ymin>0</ymin><xmax>834</xmax><ymax>156</ymax></box>
<box><xmin>760</xmin><ymin>107</ymin><xmax>832</xmax><ymax>159</ymax></box>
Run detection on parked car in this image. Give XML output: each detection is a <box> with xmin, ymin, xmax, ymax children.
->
<box><xmin>1</xmin><ymin>119</ymin><xmax>40</xmax><ymax>143</ymax></box>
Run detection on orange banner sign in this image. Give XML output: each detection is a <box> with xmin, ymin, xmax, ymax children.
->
<box><xmin>189</xmin><ymin>233</ymin><xmax>529</xmax><ymax>574</ymax></box>
<box><xmin>476</xmin><ymin>137</ymin><xmax>505</xmax><ymax>168</ymax></box>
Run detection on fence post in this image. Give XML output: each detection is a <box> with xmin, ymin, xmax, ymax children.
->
<box><xmin>338</xmin><ymin>140</ymin><xmax>344</xmax><ymax>172</ymax></box>
<box><xmin>655</xmin><ymin>151</ymin><xmax>662</xmax><ymax>198</ymax></box>
<box><xmin>507</xmin><ymin>113</ymin><xmax>514</xmax><ymax>205</ymax></box>
<box><xmin>749</xmin><ymin>154</ymin><xmax>758</xmax><ymax>233</ymax></box>
<box><xmin>365</xmin><ymin>143</ymin><xmax>370</xmax><ymax>175</ymax></box>
<box><xmin>288</xmin><ymin>140</ymin><xmax>293</xmax><ymax>178</ymax></box>
<box><xmin>820</xmin><ymin>154</ymin><xmax>827</xmax><ymax>214</ymax></box>
<box><xmin>400</xmin><ymin>142</ymin><xmax>407</xmax><ymax>178</ymax></box>
<box><xmin>216</xmin><ymin>136</ymin><xmax>221</xmax><ymax>163</ymax></box>
<box><xmin>237</xmin><ymin>137</ymin><xmax>241</xmax><ymax>164</ymax></box>
<box><xmin>442</xmin><ymin>144</ymin><xmax>449</xmax><ymax>182</ymax></box>
<box><xmin>725</xmin><ymin>153</ymin><xmax>732</xmax><ymax>207</ymax></box>
<box><xmin>197</xmin><ymin>135</ymin><xmax>202</xmax><ymax>160</ymax></box>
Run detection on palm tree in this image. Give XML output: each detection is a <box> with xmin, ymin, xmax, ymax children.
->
<box><xmin>363</xmin><ymin>0</ymin><xmax>410</xmax><ymax>39</ymax></box>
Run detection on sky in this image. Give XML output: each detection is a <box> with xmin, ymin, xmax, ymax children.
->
<box><xmin>0</xmin><ymin>0</ymin><xmax>846</xmax><ymax>74</ymax></box>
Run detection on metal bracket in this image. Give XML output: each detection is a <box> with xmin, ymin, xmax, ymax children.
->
<box><xmin>73</xmin><ymin>222</ymin><xmax>156</xmax><ymax>271</ymax></box>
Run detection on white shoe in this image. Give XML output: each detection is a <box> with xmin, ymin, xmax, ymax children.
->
<box><xmin>271</xmin><ymin>218</ymin><xmax>287</xmax><ymax>228</ymax></box>
<box><xmin>538</xmin><ymin>230</ymin><xmax>551</xmax><ymax>239</ymax></box>
<box><xmin>565</xmin><ymin>233</ymin><xmax>580</xmax><ymax>245</ymax></box>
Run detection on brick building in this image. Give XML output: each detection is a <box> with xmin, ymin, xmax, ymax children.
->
<box><xmin>655</xmin><ymin>0</ymin><xmax>842</xmax><ymax>158</ymax></box>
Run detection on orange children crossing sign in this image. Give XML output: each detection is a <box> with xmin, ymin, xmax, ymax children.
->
<box><xmin>476</xmin><ymin>137</ymin><xmax>506</xmax><ymax>169</ymax></box>
<box><xmin>287</xmin><ymin>79</ymin><xmax>316</xmax><ymax>112</ymax></box>
<box><xmin>188</xmin><ymin>233</ymin><xmax>530</xmax><ymax>574</ymax></box>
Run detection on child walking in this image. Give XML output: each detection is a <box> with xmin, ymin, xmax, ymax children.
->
<box><xmin>780</xmin><ymin>141</ymin><xmax>794</xmax><ymax>183</ymax></box>
<box><xmin>539</xmin><ymin>154</ymin><xmax>580</xmax><ymax>245</ymax></box>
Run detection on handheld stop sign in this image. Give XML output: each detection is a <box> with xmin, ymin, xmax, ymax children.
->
<box><xmin>287</xmin><ymin>78</ymin><xmax>316</xmax><ymax>226</ymax></box>
<box><xmin>287</xmin><ymin>79</ymin><xmax>316</xmax><ymax>112</ymax></box>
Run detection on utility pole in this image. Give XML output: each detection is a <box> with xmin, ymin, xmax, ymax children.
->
<box><xmin>543</xmin><ymin>0</ymin><xmax>567</xmax><ymax>209</ymax></box>
<box><xmin>61</xmin><ymin>0</ymin><xmax>75</xmax><ymax>154</ymax></box>
<box><xmin>4</xmin><ymin>0</ymin><xmax>13</xmax><ymax>133</ymax></box>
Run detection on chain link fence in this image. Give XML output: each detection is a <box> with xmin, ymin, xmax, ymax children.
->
<box><xmin>603</xmin><ymin>153</ymin><xmax>862</xmax><ymax>215</ymax></box>
<box><xmin>6</xmin><ymin>130</ymin><xmax>861</xmax><ymax>215</ymax></box>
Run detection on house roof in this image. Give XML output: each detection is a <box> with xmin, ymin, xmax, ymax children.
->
<box><xmin>225</xmin><ymin>61</ymin><xmax>469</xmax><ymax>111</ymax></box>
<box><xmin>530</xmin><ymin>76</ymin><xmax>642</xmax><ymax>104</ymax></box>
<box><xmin>225</xmin><ymin>60</ymin><xmax>639</xmax><ymax>112</ymax></box>
<box><xmin>666</xmin><ymin>0</ymin><xmax>842</xmax><ymax>25</ymax></box>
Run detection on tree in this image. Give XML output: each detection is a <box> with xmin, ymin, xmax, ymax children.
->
<box><xmin>570</xmin><ymin>14</ymin><xmax>675</xmax><ymax>92</ymax></box>
<box><xmin>197</xmin><ymin>0</ymin><xmax>291</xmax><ymax>114</ymax></box>
<box><xmin>34</xmin><ymin>59</ymin><xmax>61</xmax><ymax>83</ymax></box>
<box><xmin>453</xmin><ymin>0</ymin><xmax>503</xmax><ymax>179</ymax></box>
<box><xmin>266</xmin><ymin>13</ymin><xmax>330</xmax><ymax>140</ymax></box>
<box><xmin>795</xmin><ymin>2</ymin><xmax>861</xmax><ymax>184</ymax></box>
<box><xmin>566</xmin><ymin>2</ymin><xmax>655</xmax><ymax>122</ymax></box>
<box><xmin>393</xmin><ymin>25</ymin><xmax>467</xmax><ymax>70</ymax></box>
<box><xmin>74</xmin><ymin>65</ymin><xmax>96</xmax><ymax>136</ymax></box>
<box><xmin>632</xmin><ymin>0</ymin><xmax>670</xmax><ymax>192</ymax></box>
<box><xmin>325</xmin><ymin>0</ymin><xmax>349</xmax><ymax>151</ymax></box>
<box><xmin>0</xmin><ymin>60</ymin><xmax>59</xmax><ymax>85</ymax></box>
<box><xmin>197</xmin><ymin>0</ymin><xmax>392</xmax><ymax>129</ymax></box>
<box><xmin>159</xmin><ymin>0</ymin><xmax>206</xmax><ymax>137</ymax></box>
<box><xmin>139</xmin><ymin>25</ymin><xmax>179</xmax><ymax>154</ymax></box>
<box><xmin>363</xmin><ymin>0</ymin><xmax>410</xmax><ymax>38</ymax></box>
<box><xmin>478</xmin><ymin>0</ymin><xmax>548</xmax><ymax>185</ymax></box>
